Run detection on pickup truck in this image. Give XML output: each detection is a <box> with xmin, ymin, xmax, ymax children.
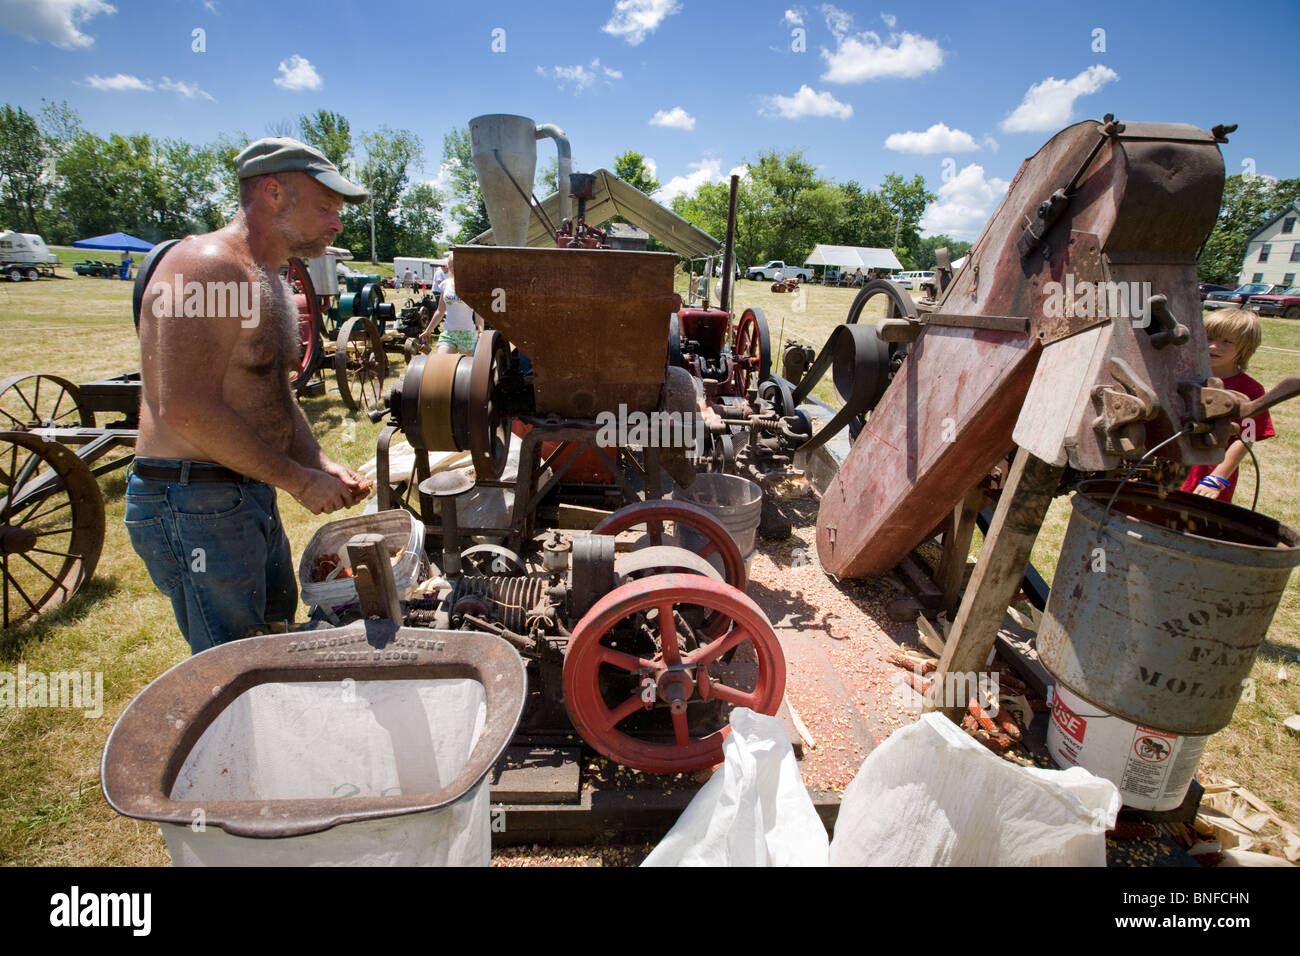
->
<box><xmin>745</xmin><ymin>260</ymin><xmax>813</xmax><ymax>282</ymax></box>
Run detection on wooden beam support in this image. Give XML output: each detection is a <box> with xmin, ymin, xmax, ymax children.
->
<box><xmin>933</xmin><ymin>448</ymin><xmax>1063</xmax><ymax>719</ymax></box>
<box><xmin>347</xmin><ymin>532</ymin><xmax>403</xmax><ymax>624</ymax></box>
<box><xmin>936</xmin><ymin>487</ymin><xmax>985</xmax><ymax>615</ymax></box>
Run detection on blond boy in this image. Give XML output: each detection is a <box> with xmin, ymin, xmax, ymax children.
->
<box><xmin>1181</xmin><ymin>308</ymin><xmax>1275</xmax><ymax>502</ymax></box>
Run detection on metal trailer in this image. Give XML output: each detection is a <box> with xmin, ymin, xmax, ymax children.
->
<box><xmin>0</xmin><ymin>372</ymin><xmax>141</xmax><ymax>629</ymax></box>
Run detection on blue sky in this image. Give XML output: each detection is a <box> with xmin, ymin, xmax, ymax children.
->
<box><xmin>3</xmin><ymin>0</ymin><xmax>1298</xmax><ymax>241</ymax></box>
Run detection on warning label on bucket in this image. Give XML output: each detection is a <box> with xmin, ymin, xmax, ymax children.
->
<box><xmin>1051</xmin><ymin>694</ymin><xmax>1087</xmax><ymax>744</ymax></box>
<box><xmin>1120</xmin><ymin>728</ymin><xmax>1179</xmax><ymax>798</ymax></box>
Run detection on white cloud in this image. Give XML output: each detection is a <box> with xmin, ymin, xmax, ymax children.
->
<box><xmin>919</xmin><ymin>163</ymin><xmax>1009</xmax><ymax>240</ymax></box>
<box><xmin>881</xmin><ymin>12</ymin><xmax>896</xmax><ymax>28</ymax></box>
<box><xmin>602</xmin><ymin>0</ymin><xmax>681</xmax><ymax>45</ymax></box>
<box><xmin>2</xmin><ymin>0</ymin><xmax>115</xmax><ymax>48</ymax></box>
<box><xmin>762</xmin><ymin>85</ymin><xmax>853</xmax><ymax>120</ymax></box>
<box><xmin>160</xmin><ymin>77</ymin><xmax>215</xmax><ymax>101</ymax></box>
<box><xmin>784</xmin><ymin>7</ymin><xmax>805</xmax><ymax>26</ymax></box>
<box><xmin>821</xmin><ymin>3</ymin><xmax>852</xmax><ymax>36</ymax></box>
<box><xmin>982</xmin><ymin>134</ymin><xmax>999</xmax><ymax>152</ymax></box>
<box><xmin>659</xmin><ymin>159</ymin><xmax>728</xmax><ymax>204</ymax></box>
<box><xmin>821</xmin><ymin>30</ymin><xmax>944</xmax><ymax>82</ymax></box>
<box><xmin>1000</xmin><ymin>64</ymin><xmax>1118</xmax><ymax>132</ymax></box>
<box><xmin>729</xmin><ymin>164</ymin><xmax>750</xmax><ymax>181</ymax></box>
<box><xmin>884</xmin><ymin>123</ymin><xmax>978</xmax><ymax>154</ymax></box>
<box><xmin>86</xmin><ymin>73</ymin><xmax>153</xmax><ymax>92</ymax></box>
<box><xmin>203</xmin><ymin>0</ymin><xmax>219</xmax><ymax>12</ymax></box>
<box><xmin>538</xmin><ymin>58</ymin><xmax>620</xmax><ymax>92</ymax></box>
<box><xmin>650</xmin><ymin>106</ymin><xmax>696</xmax><ymax>130</ymax></box>
<box><xmin>274</xmin><ymin>54</ymin><xmax>322</xmax><ymax>91</ymax></box>
<box><xmin>643</xmin><ymin>157</ymin><xmax>658</xmax><ymax>180</ymax></box>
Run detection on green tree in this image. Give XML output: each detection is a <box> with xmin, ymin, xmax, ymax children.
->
<box><xmin>340</xmin><ymin>127</ymin><xmax>423</xmax><ymax>261</ymax></box>
<box><xmin>395</xmin><ymin>182</ymin><xmax>444</xmax><ymax>257</ymax></box>
<box><xmin>828</xmin><ymin>180</ymin><xmax>896</xmax><ymax>249</ymax></box>
<box><xmin>38</xmin><ymin>99</ymin><xmax>81</xmax><ymax>159</ymax></box>
<box><xmin>443</xmin><ymin>126</ymin><xmax>491</xmax><ymax>243</ymax></box>
<box><xmin>55</xmin><ymin>131</ymin><xmax>163</xmax><ymax>238</ymax></box>
<box><xmin>298</xmin><ymin>109</ymin><xmax>351</xmax><ymax>169</ymax></box>
<box><xmin>1198</xmin><ymin>174</ymin><xmax>1300</xmax><ymax>285</ymax></box>
<box><xmin>0</xmin><ymin>105</ymin><xmax>51</xmax><ymax>233</ymax></box>
<box><xmin>613</xmin><ymin>150</ymin><xmax>660</xmax><ymax>196</ymax></box>
<box><xmin>672</xmin><ymin>172</ymin><xmax>774</xmax><ymax>270</ymax></box>
<box><xmin>913</xmin><ymin>234</ymin><xmax>972</xmax><ymax>271</ymax></box>
<box><xmin>879</xmin><ymin>172</ymin><xmax>936</xmax><ymax>256</ymax></box>
<box><xmin>744</xmin><ymin>148</ymin><xmax>836</xmax><ymax>264</ymax></box>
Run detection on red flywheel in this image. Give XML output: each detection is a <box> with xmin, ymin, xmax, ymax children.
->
<box><xmin>562</xmin><ymin>573</ymin><xmax>786</xmax><ymax>774</ymax></box>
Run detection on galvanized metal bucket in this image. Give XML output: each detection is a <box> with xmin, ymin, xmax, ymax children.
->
<box><xmin>1037</xmin><ymin>481</ymin><xmax>1300</xmax><ymax>736</ymax></box>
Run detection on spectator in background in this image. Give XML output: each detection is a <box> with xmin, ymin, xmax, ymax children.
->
<box><xmin>433</xmin><ymin>260</ymin><xmax>447</xmax><ymax>295</ymax></box>
<box><xmin>1181</xmin><ymin>308</ymin><xmax>1275</xmax><ymax>502</ymax></box>
<box><xmin>402</xmin><ymin>267</ymin><xmax>414</xmax><ymax>288</ymax></box>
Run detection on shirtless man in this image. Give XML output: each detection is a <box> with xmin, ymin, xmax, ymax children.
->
<box><xmin>127</xmin><ymin>137</ymin><xmax>373</xmax><ymax>654</ymax></box>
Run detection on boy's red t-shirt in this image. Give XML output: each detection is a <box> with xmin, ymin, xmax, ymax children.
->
<box><xmin>1180</xmin><ymin>371</ymin><xmax>1275</xmax><ymax>503</ymax></box>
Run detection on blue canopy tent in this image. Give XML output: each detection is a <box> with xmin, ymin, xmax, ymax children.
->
<box><xmin>72</xmin><ymin>232</ymin><xmax>155</xmax><ymax>253</ymax></box>
<box><xmin>72</xmin><ymin>232</ymin><xmax>154</xmax><ymax>278</ymax></box>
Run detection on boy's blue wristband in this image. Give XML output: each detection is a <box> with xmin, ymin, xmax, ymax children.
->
<box><xmin>1198</xmin><ymin>475</ymin><xmax>1230</xmax><ymax>490</ymax></box>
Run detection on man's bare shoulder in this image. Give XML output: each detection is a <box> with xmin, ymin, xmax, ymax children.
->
<box><xmin>149</xmin><ymin>229</ymin><xmax>254</xmax><ymax>287</ymax></box>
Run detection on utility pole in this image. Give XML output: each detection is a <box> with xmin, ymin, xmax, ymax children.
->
<box><xmin>368</xmin><ymin>159</ymin><xmax>376</xmax><ymax>265</ymax></box>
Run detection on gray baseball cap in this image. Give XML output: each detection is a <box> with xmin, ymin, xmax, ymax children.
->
<box><xmin>235</xmin><ymin>137</ymin><xmax>369</xmax><ymax>203</ymax></box>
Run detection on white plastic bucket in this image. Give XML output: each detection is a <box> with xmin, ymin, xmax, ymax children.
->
<box><xmin>299</xmin><ymin>510</ymin><xmax>425</xmax><ymax>613</ymax></box>
<box><xmin>161</xmin><ymin>677</ymin><xmax>489</xmax><ymax>866</ymax></box>
<box><xmin>1046</xmin><ymin>682</ymin><xmax>1207</xmax><ymax>812</ymax></box>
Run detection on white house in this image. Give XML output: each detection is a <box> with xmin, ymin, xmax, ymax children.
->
<box><xmin>1239</xmin><ymin>201</ymin><xmax>1300</xmax><ymax>288</ymax></box>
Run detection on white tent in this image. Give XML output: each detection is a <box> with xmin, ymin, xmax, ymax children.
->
<box><xmin>804</xmin><ymin>244</ymin><xmax>903</xmax><ymax>272</ymax></box>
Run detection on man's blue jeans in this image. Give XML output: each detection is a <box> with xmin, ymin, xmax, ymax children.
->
<box><xmin>124</xmin><ymin>460</ymin><xmax>297</xmax><ymax>654</ymax></box>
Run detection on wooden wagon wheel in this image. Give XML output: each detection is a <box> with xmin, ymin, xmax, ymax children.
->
<box><xmin>334</xmin><ymin>316</ymin><xmax>388</xmax><ymax>411</ymax></box>
<box><xmin>0</xmin><ymin>431</ymin><xmax>105</xmax><ymax>629</ymax></box>
<box><xmin>0</xmin><ymin>374</ymin><xmax>95</xmax><ymax>431</ymax></box>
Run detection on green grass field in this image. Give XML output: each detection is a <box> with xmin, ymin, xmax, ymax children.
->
<box><xmin>0</xmin><ymin>271</ymin><xmax>1296</xmax><ymax>864</ymax></box>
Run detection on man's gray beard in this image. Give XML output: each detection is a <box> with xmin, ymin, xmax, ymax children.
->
<box><xmin>274</xmin><ymin>210</ymin><xmax>329</xmax><ymax>258</ymax></box>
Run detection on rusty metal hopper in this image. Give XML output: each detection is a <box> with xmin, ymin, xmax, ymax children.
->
<box><xmin>453</xmin><ymin>246</ymin><xmax>678</xmax><ymax>418</ymax></box>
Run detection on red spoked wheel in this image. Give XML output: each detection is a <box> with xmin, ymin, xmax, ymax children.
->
<box><xmin>563</xmin><ymin>574</ymin><xmax>786</xmax><ymax>774</ymax></box>
<box><xmin>731</xmin><ymin>307</ymin><xmax>771</xmax><ymax>396</ymax></box>
<box><xmin>592</xmin><ymin>499</ymin><xmax>746</xmax><ymax>636</ymax></box>
<box><xmin>285</xmin><ymin>257</ymin><xmax>324</xmax><ymax>390</ymax></box>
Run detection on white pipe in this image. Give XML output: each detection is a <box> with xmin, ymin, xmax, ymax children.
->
<box><xmin>535</xmin><ymin>124</ymin><xmax>571</xmax><ymax>225</ymax></box>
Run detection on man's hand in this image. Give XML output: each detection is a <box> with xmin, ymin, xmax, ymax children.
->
<box><xmin>292</xmin><ymin>468</ymin><xmax>356</xmax><ymax>515</ymax></box>
<box><xmin>321</xmin><ymin>458</ymin><xmax>373</xmax><ymax>507</ymax></box>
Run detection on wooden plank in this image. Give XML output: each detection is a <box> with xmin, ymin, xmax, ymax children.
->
<box><xmin>489</xmin><ymin>746</ymin><xmax>582</xmax><ymax>805</ymax></box>
<box><xmin>776</xmin><ymin>700</ymin><xmax>806</xmax><ymax>759</ymax></box>
<box><xmin>896</xmin><ymin>554</ymin><xmax>943</xmax><ymax>607</ymax></box>
<box><xmin>557</xmin><ymin>503</ymin><xmax>613</xmax><ymax>529</ymax></box>
<box><xmin>915</xmin><ymin>615</ymin><xmax>947</xmax><ymax>658</ymax></box>
<box><xmin>936</xmin><ymin>488</ymin><xmax>984</xmax><ymax>614</ymax></box>
<box><xmin>935</xmin><ymin>448</ymin><xmax>1064</xmax><ymax>719</ymax></box>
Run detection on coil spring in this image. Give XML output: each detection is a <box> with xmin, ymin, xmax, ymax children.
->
<box><xmin>451</xmin><ymin>575</ymin><xmax>550</xmax><ymax>633</ymax></box>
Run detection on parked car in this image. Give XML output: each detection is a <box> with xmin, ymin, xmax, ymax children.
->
<box><xmin>1247</xmin><ymin>286</ymin><xmax>1300</xmax><ymax>319</ymax></box>
<box><xmin>745</xmin><ymin>260</ymin><xmax>813</xmax><ymax>282</ymax></box>
<box><xmin>888</xmin><ymin>270</ymin><xmax>935</xmax><ymax>290</ymax></box>
<box><xmin>1203</xmin><ymin>282</ymin><xmax>1276</xmax><ymax>310</ymax></box>
<box><xmin>72</xmin><ymin>260</ymin><xmax>120</xmax><ymax>278</ymax></box>
<box><xmin>1198</xmin><ymin>282</ymin><xmax>1233</xmax><ymax>300</ymax></box>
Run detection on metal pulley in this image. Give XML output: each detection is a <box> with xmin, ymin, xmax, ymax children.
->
<box><xmin>388</xmin><ymin>330</ymin><xmax>514</xmax><ymax>481</ymax></box>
